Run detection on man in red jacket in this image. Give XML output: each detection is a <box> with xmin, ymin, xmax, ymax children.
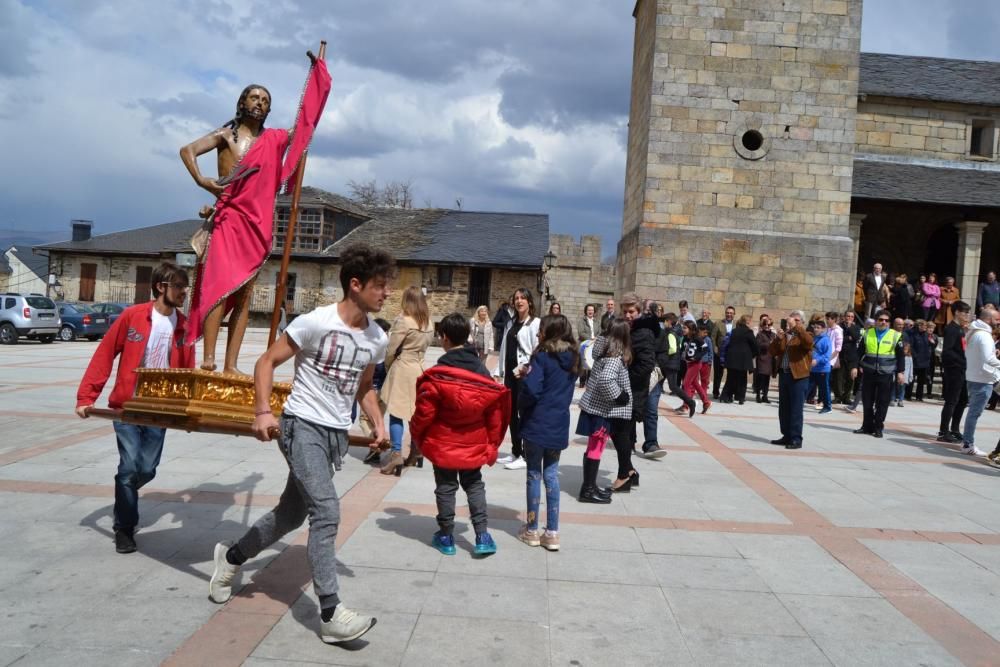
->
<box><xmin>410</xmin><ymin>312</ymin><xmax>511</xmax><ymax>557</ymax></box>
<box><xmin>76</xmin><ymin>262</ymin><xmax>196</xmax><ymax>554</ymax></box>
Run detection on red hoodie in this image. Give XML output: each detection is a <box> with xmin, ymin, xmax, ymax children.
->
<box><xmin>76</xmin><ymin>301</ymin><xmax>196</xmax><ymax>409</ymax></box>
<box><xmin>409</xmin><ymin>365</ymin><xmax>511</xmax><ymax>470</ymax></box>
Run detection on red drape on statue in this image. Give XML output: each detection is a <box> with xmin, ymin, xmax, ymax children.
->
<box><xmin>185</xmin><ymin>59</ymin><xmax>332</xmax><ymax>345</ymax></box>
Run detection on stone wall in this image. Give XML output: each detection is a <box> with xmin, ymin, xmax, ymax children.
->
<box><xmin>546</xmin><ymin>234</ymin><xmax>616</xmax><ymax>318</ymax></box>
<box><xmin>856</xmin><ymin>96</ymin><xmax>1000</xmax><ymax>161</ymax></box>
<box><xmin>618</xmin><ymin>0</ymin><xmax>861</xmax><ymax>319</ymax></box>
<box><xmin>49</xmin><ymin>254</ymin><xmax>156</xmax><ymax>302</ymax></box>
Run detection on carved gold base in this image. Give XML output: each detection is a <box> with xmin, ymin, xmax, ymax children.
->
<box><xmin>88</xmin><ymin>369</ymin><xmax>373</xmax><ymax>446</ymax></box>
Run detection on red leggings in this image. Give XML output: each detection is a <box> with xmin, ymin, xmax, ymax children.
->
<box><xmin>684</xmin><ymin>361</ymin><xmax>710</xmax><ymax>403</ymax></box>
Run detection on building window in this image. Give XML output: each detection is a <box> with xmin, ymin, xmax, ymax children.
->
<box><xmin>969</xmin><ymin>119</ymin><xmax>996</xmax><ymax>159</ymax></box>
<box><xmin>437</xmin><ymin>266</ymin><xmax>453</xmax><ymax>288</ymax></box>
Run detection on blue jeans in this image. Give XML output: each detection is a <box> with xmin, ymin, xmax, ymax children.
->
<box><xmin>778</xmin><ymin>372</ymin><xmax>809</xmax><ymax>444</ymax></box>
<box><xmin>389</xmin><ymin>414</ymin><xmax>404</xmax><ymax>453</ymax></box>
<box><xmin>113</xmin><ymin>422</ymin><xmax>166</xmax><ymax>533</ymax></box>
<box><xmin>524</xmin><ymin>440</ymin><xmax>560</xmax><ymax>532</ymax></box>
<box><xmin>808</xmin><ymin>371</ymin><xmax>831</xmax><ymax>410</ymax></box>
<box><xmin>643</xmin><ymin>378</ymin><xmax>663</xmax><ymax>448</ymax></box>
<box><xmin>894</xmin><ymin>382</ymin><xmax>906</xmax><ymax>402</ymax></box>
<box><xmin>963</xmin><ymin>381</ymin><xmax>994</xmax><ymax>447</ymax></box>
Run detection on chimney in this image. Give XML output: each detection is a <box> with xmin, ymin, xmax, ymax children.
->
<box><xmin>71</xmin><ymin>219</ymin><xmax>93</xmax><ymax>242</ymax></box>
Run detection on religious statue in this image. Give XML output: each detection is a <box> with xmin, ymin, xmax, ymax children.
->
<box><xmin>179</xmin><ymin>51</ymin><xmax>332</xmax><ymax>374</ymax></box>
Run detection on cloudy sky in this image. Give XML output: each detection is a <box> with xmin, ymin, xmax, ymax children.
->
<box><xmin>2</xmin><ymin>0</ymin><xmax>999</xmax><ymax>255</ymax></box>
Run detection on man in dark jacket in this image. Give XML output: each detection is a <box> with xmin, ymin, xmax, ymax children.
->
<box><xmin>977</xmin><ymin>271</ymin><xmax>1000</xmax><ymax>313</ymax></box>
<box><xmin>938</xmin><ymin>301</ymin><xmax>972</xmax><ymax>442</ymax></box>
<box><xmin>492</xmin><ymin>299</ymin><xmax>514</xmax><ymax>351</ymax></box>
<box><xmin>908</xmin><ymin>319</ymin><xmax>933</xmax><ymax>401</ymax></box>
<box><xmin>600</xmin><ymin>297</ymin><xmax>616</xmax><ymax>335</ymax></box>
<box><xmin>719</xmin><ymin>316</ymin><xmax>756</xmax><ymax>404</ymax></box>
<box><xmin>622</xmin><ymin>294</ymin><xmax>662</xmax><ymax>458</ymax></box>
<box><xmin>709</xmin><ymin>306</ymin><xmax>735</xmax><ymax>398</ymax></box>
<box><xmin>838</xmin><ymin>310</ymin><xmax>863</xmax><ymax>405</ymax></box>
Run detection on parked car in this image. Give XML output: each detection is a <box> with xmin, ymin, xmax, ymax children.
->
<box><xmin>56</xmin><ymin>302</ymin><xmax>110</xmax><ymax>341</ymax></box>
<box><xmin>0</xmin><ymin>293</ymin><xmax>61</xmax><ymax>344</ymax></box>
<box><xmin>92</xmin><ymin>302</ymin><xmax>130</xmax><ymax>326</ymax></box>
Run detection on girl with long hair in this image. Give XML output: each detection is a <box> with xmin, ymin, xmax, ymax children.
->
<box><xmin>493</xmin><ymin>288</ymin><xmax>541</xmax><ymax>470</ymax></box>
<box><xmin>379</xmin><ymin>286</ymin><xmax>433</xmax><ymax>474</ymax></box>
<box><xmin>516</xmin><ymin>314</ymin><xmax>579</xmax><ymax>551</ymax></box>
<box><xmin>575</xmin><ymin>319</ymin><xmax>635</xmax><ymax>500</ymax></box>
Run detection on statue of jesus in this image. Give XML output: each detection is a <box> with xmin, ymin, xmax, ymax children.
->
<box><xmin>179</xmin><ymin>52</ymin><xmax>331</xmax><ymax>374</ymax></box>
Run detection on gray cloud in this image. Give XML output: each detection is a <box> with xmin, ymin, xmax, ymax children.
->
<box><xmin>0</xmin><ymin>0</ymin><xmax>39</xmax><ymax>77</ymax></box>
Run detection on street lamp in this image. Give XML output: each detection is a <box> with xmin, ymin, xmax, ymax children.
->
<box><xmin>542</xmin><ymin>251</ymin><xmax>558</xmax><ymax>302</ymax></box>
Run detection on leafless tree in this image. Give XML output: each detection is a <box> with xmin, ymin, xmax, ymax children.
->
<box><xmin>347</xmin><ymin>179</ymin><xmax>379</xmax><ymax>207</ymax></box>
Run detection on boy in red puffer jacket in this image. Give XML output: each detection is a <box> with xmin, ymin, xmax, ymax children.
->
<box><xmin>410</xmin><ymin>312</ymin><xmax>511</xmax><ymax>557</ymax></box>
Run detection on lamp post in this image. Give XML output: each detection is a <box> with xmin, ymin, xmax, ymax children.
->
<box><xmin>542</xmin><ymin>250</ymin><xmax>557</xmax><ymax>302</ymax></box>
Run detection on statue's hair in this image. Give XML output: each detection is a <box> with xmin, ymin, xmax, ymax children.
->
<box><xmin>224</xmin><ymin>84</ymin><xmax>271</xmax><ymax>142</ymax></box>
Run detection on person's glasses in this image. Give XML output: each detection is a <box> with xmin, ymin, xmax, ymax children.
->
<box><xmin>162</xmin><ymin>282</ymin><xmax>188</xmax><ymax>290</ymax></box>
<box><xmin>877</xmin><ymin>318</ymin><xmax>889</xmax><ymax>322</ymax></box>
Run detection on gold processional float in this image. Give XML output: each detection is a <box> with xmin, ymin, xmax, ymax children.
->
<box><xmin>88</xmin><ymin>40</ymin><xmax>374</xmax><ymax>448</ymax></box>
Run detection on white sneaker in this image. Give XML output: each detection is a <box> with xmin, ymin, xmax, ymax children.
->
<box><xmin>504</xmin><ymin>456</ymin><xmax>527</xmax><ymax>470</ymax></box>
<box><xmin>209</xmin><ymin>541</ymin><xmax>240</xmax><ymax>603</ymax></box>
<box><xmin>962</xmin><ymin>444</ymin><xmax>987</xmax><ymax>457</ymax></box>
<box><xmin>320</xmin><ymin>605</ymin><xmax>377</xmax><ymax>644</ymax></box>
<box><xmin>496</xmin><ymin>453</ymin><xmax>515</xmax><ymax>464</ymax></box>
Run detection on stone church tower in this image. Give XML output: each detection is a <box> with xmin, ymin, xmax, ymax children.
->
<box><xmin>619</xmin><ymin>0</ymin><xmax>862</xmax><ymax>316</ymax></box>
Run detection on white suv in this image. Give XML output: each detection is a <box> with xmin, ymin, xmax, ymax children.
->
<box><xmin>0</xmin><ymin>293</ymin><xmax>61</xmax><ymax>344</ymax></box>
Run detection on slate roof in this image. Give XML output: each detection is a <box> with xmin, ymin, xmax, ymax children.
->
<box><xmin>279</xmin><ymin>186</ymin><xmax>370</xmax><ymax>219</ymax></box>
<box><xmin>0</xmin><ymin>251</ymin><xmax>10</xmax><ymax>274</ymax></box>
<box><xmin>8</xmin><ymin>246</ymin><xmax>50</xmax><ymax>281</ymax></box>
<box><xmin>35</xmin><ymin>219</ymin><xmax>325</xmax><ymax>260</ymax></box>
<box><xmin>860</xmin><ymin>53</ymin><xmax>1000</xmax><ymax>108</ymax></box>
<box><xmin>324</xmin><ymin>208</ymin><xmax>550</xmax><ymax>269</ymax></box>
<box><xmin>852</xmin><ymin>158</ymin><xmax>1000</xmax><ymax>208</ymax></box>
<box><xmin>37</xmin><ymin>220</ymin><xmax>205</xmax><ymax>256</ymax></box>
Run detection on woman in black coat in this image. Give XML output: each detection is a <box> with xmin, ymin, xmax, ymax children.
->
<box><xmin>720</xmin><ymin>316</ymin><xmax>757</xmax><ymax>404</ymax></box>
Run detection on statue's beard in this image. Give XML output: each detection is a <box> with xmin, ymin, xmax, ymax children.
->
<box><xmin>242</xmin><ymin>107</ymin><xmax>268</xmax><ymax>123</ymax></box>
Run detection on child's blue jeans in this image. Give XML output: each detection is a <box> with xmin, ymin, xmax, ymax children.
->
<box><xmin>524</xmin><ymin>440</ymin><xmax>561</xmax><ymax>532</ymax></box>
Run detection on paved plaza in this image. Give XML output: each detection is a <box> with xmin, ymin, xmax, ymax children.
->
<box><xmin>2</xmin><ymin>331</ymin><xmax>1000</xmax><ymax>666</ymax></box>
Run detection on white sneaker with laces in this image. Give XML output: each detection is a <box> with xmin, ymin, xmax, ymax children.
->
<box><xmin>496</xmin><ymin>453</ymin><xmax>515</xmax><ymax>464</ymax></box>
<box><xmin>504</xmin><ymin>456</ymin><xmax>527</xmax><ymax>470</ymax></box>
<box><xmin>321</xmin><ymin>605</ymin><xmax>377</xmax><ymax>644</ymax></box>
<box><xmin>962</xmin><ymin>444</ymin><xmax>987</xmax><ymax>457</ymax></box>
<box><xmin>209</xmin><ymin>541</ymin><xmax>240</xmax><ymax>603</ymax></box>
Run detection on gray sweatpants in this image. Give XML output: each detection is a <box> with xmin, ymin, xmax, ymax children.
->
<box><xmin>237</xmin><ymin>414</ymin><xmax>347</xmax><ymax>610</ymax></box>
<box><xmin>433</xmin><ymin>465</ymin><xmax>488</xmax><ymax>535</ymax></box>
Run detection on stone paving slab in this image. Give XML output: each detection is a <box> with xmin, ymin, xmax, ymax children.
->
<box><xmin>3</xmin><ymin>331</ymin><xmax>1000</xmax><ymax>666</ymax></box>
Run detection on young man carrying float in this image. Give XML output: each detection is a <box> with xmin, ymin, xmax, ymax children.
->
<box><xmin>208</xmin><ymin>244</ymin><xmax>394</xmax><ymax>645</ymax></box>
<box><xmin>75</xmin><ymin>263</ymin><xmax>196</xmax><ymax>554</ymax></box>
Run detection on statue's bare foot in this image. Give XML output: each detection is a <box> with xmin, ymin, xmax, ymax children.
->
<box><xmin>223</xmin><ymin>366</ymin><xmax>251</xmax><ymax>377</ymax></box>
<box><xmin>200</xmin><ymin>359</ymin><xmax>217</xmax><ymax>372</ymax></box>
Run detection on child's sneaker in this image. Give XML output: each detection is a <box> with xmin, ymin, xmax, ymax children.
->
<box><xmin>474</xmin><ymin>532</ymin><xmax>497</xmax><ymax>556</ymax></box>
<box><xmin>540</xmin><ymin>530</ymin><xmax>560</xmax><ymax>552</ymax></box>
<box><xmin>517</xmin><ymin>525</ymin><xmax>541</xmax><ymax>547</ymax></box>
<box><xmin>432</xmin><ymin>531</ymin><xmax>457</xmax><ymax>555</ymax></box>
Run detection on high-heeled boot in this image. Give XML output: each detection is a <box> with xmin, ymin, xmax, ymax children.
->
<box><xmin>380</xmin><ymin>451</ymin><xmax>404</xmax><ymax>476</ymax></box>
<box><xmin>403</xmin><ymin>447</ymin><xmax>424</xmax><ymax>468</ymax></box>
<box><xmin>578</xmin><ymin>457</ymin><xmax>611</xmax><ymax>504</ymax></box>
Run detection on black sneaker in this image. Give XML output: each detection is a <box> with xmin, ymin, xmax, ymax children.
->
<box><xmin>115</xmin><ymin>529</ymin><xmax>136</xmax><ymax>554</ymax></box>
<box><xmin>950</xmin><ymin>431</ymin><xmax>963</xmax><ymax>441</ymax></box>
<box><xmin>873</xmin><ymin>431</ymin><xmax>884</xmax><ymax>439</ymax></box>
<box><xmin>937</xmin><ymin>432</ymin><xmax>960</xmax><ymax>443</ymax></box>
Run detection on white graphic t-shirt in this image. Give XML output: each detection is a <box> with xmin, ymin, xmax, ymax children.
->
<box><xmin>143</xmin><ymin>309</ymin><xmax>177</xmax><ymax>369</ymax></box>
<box><xmin>283</xmin><ymin>304</ymin><xmax>388</xmax><ymax>429</ymax></box>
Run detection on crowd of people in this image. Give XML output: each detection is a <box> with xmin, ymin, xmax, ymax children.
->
<box><xmin>73</xmin><ymin>246</ymin><xmax>1000</xmax><ymax>648</ymax></box>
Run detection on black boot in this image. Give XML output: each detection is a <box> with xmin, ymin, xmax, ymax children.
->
<box><xmin>578</xmin><ymin>457</ymin><xmax>611</xmax><ymax>504</ymax></box>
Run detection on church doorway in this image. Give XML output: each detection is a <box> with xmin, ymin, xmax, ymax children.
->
<box><xmin>922</xmin><ymin>223</ymin><xmax>958</xmax><ymax>280</ymax></box>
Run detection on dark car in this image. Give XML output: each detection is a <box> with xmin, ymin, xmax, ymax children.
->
<box><xmin>93</xmin><ymin>302</ymin><xmax>130</xmax><ymax>326</ymax></box>
<box><xmin>56</xmin><ymin>302</ymin><xmax>110</xmax><ymax>341</ymax></box>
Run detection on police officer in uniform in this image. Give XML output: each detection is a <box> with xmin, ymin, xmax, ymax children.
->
<box><xmin>851</xmin><ymin>312</ymin><xmax>905</xmax><ymax>438</ymax></box>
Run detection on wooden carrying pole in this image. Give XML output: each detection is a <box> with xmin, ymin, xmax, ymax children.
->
<box><xmin>269</xmin><ymin>40</ymin><xmax>327</xmax><ymax>346</ymax></box>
